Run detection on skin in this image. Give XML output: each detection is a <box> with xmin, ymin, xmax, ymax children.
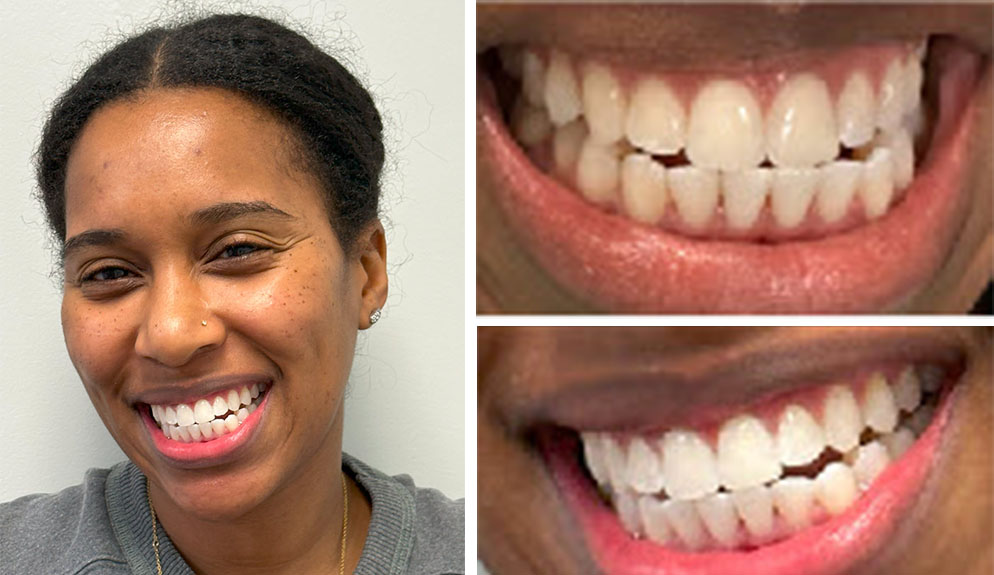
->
<box><xmin>61</xmin><ymin>87</ymin><xmax>387</xmax><ymax>575</ymax></box>
<box><xmin>478</xmin><ymin>327</ymin><xmax>992</xmax><ymax>575</ymax></box>
<box><xmin>476</xmin><ymin>4</ymin><xmax>993</xmax><ymax>313</ymax></box>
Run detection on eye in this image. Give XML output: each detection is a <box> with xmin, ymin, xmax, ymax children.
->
<box><xmin>82</xmin><ymin>266</ymin><xmax>133</xmax><ymax>283</ymax></box>
<box><xmin>219</xmin><ymin>242</ymin><xmax>263</xmax><ymax>259</ymax></box>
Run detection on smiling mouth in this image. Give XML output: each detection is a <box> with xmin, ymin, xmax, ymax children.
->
<box><xmin>478</xmin><ymin>30</ymin><xmax>986</xmax><ymax>312</ymax></box>
<box><xmin>146</xmin><ymin>382</ymin><xmax>269</xmax><ymax>443</ymax></box>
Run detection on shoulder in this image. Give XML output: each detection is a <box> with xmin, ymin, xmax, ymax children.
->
<box><xmin>0</xmin><ymin>466</ymin><xmax>130</xmax><ymax>575</ymax></box>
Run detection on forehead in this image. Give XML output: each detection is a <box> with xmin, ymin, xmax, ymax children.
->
<box><xmin>63</xmin><ymin>88</ymin><xmax>324</xmax><ymax>237</ymax></box>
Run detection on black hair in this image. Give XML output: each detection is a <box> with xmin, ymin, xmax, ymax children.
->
<box><xmin>37</xmin><ymin>13</ymin><xmax>384</xmax><ymax>252</ymax></box>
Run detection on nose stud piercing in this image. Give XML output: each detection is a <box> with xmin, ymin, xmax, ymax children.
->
<box><xmin>201</xmin><ymin>320</ymin><xmax>208</xmax><ymax>327</ymax></box>
<box><xmin>369</xmin><ymin>308</ymin><xmax>381</xmax><ymax>325</ymax></box>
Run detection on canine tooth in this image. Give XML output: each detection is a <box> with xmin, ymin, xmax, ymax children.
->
<box><xmin>175</xmin><ymin>404</ymin><xmax>195</xmax><ymax>427</ymax></box>
<box><xmin>510</xmin><ymin>99</ymin><xmax>552</xmax><ymax>147</ymax></box>
<box><xmin>879</xmin><ymin>129</ymin><xmax>914</xmax><ymax>189</ymax></box>
<box><xmin>581</xmin><ymin>432</ymin><xmax>612</xmax><ymax>486</ymax></box>
<box><xmin>722</xmin><ymin>169</ymin><xmax>769</xmax><ymax>230</ymax></box>
<box><xmin>660</xmin><ymin>429</ymin><xmax>720</xmax><ymax>500</ymax></box>
<box><xmin>211</xmin><ymin>419</ymin><xmax>227</xmax><ymax>437</ymax></box>
<box><xmin>521</xmin><ymin>51</ymin><xmax>546</xmax><ymax>107</ymax></box>
<box><xmin>250</xmin><ymin>383</ymin><xmax>260</xmax><ymax>399</ymax></box>
<box><xmin>892</xmin><ymin>367</ymin><xmax>922</xmax><ymax>413</ymax></box>
<box><xmin>164</xmin><ymin>406</ymin><xmax>177</xmax><ymax>425</ymax></box>
<box><xmin>213</xmin><ymin>396</ymin><xmax>228</xmax><ymax>417</ymax></box>
<box><xmin>860</xmin><ymin>147</ymin><xmax>894</xmax><ymax>219</ymax></box>
<box><xmin>553</xmin><ymin>120</ymin><xmax>588</xmax><ymax>176</ymax></box>
<box><xmin>772</xmin><ymin>477</ymin><xmax>816</xmax><ymax>530</ymax></box>
<box><xmin>687</xmin><ymin>80</ymin><xmax>763</xmax><ymax>170</ymax></box>
<box><xmin>198</xmin><ymin>421</ymin><xmax>215</xmax><ymax>440</ymax></box>
<box><xmin>193</xmin><ymin>399</ymin><xmax>214</xmax><ymax>424</ymax></box>
<box><xmin>626</xmin><ymin>436</ymin><xmax>665</xmax><ymax>494</ymax></box>
<box><xmin>851</xmin><ymin>441</ymin><xmax>891</xmax><ymax>491</ymax></box>
<box><xmin>877</xmin><ymin>58</ymin><xmax>905</xmax><ymax>131</ymax></box>
<box><xmin>545</xmin><ymin>50</ymin><xmax>582</xmax><ymax>126</ymax></box>
<box><xmin>836</xmin><ymin>71</ymin><xmax>876</xmax><ymax>148</ymax></box>
<box><xmin>620</xmin><ymin>154</ymin><xmax>667</xmax><ymax>224</ymax></box>
<box><xmin>224</xmin><ymin>413</ymin><xmax>239</xmax><ymax>433</ymax></box>
<box><xmin>603</xmin><ymin>436</ymin><xmax>629</xmax><ymax>489</ymax></box>
<box><xmin>906</xmin><ymin>404</ymin><xmax>935</xmax><ymax>436</ymax></box>
<box><xmin>576</xmin><ymin>138</ymin><xmax>621</xmax><ymax>205</ymax></box>
<box><xmin>732</xmin><ymin>486</ymin><xmax>775</xmax><ymax>543</ymax></box>
<box><xmin>771</xmin><ymin>168</ymin><xmax>819</xmax><ymax>228</ymax></box>
<box><xmin>639</xmin><ymin>496</ymin><xmax>675</xmax><ymax>545</ymax></box>
<box><xmin>823</xmin><ymin>385</ymin><xmax>863</xmax><ymax>452</ymax></box>
<box><xmin>188</xmin><ymin>422</ymin><xmax>202</xmax><ymax>441</ymax></box>
<box><xmin>626</xmin><ymin>78</ymin><xmax>686</xmax><ymax>155</ymax></box>
<box><xmin>239</xmin><ymin>387</ymin><xmax>251</xmax><ymax>407</ymax></box>
<box><xmin>582</xmin><ymin>63</ymin><xmax>626</xmax><ymax>143</ymax></box>
<box><xmin>717</xmin><ymin>415</ymin><xmax>781</xmax><ymax>491</ymax></box>
<box><xmin>816</xmin><ymin>161</ymin><xmax>861</xmax><ymax>224</ymax></box>
<box><xmin>880</xmin><ymin>428</ymin><xmax>915</xmax><ymax>459</ymax></box>
<box><xmin>776</xmin><ymin>404</ymin><xmax>827</xmax><ymax>467</ymax></box>
<box><xmin>696</xmin><ymin>493</ymin><xmax>743</xmax><ymax>549</ymax></box>
<box><xmin>615</xmin><ymin>490</ymin><xmax>643</xmax><ymax>535</ymax></box>
<box><xmin>815</xmin><ymin>462</ymin><xmax>858</xmax><ymax>515</ymax></box>
<box><xmin>498</xmin><ymin>46</ymin><xmax>523</xmax><ymax>79</ymax></box>
<box><xmin>767</xmin><ymin>73</ymin><xmax>838</xmax><ymax>168</ymax></box>
<box><xmin>668</xmin><ymin>166</ymin><xmax>719</xmax><ymax>229</ymax></box>
<box><xmin>176</xmin><ymin>425</ymin><xmax>192</xmax><ymax>442</ymax></box>
<box><xmin>226</xmin><ymin>390</ymin><xmax>241</xmax><ymax>413</ymax></box>
<box><xmin>660</xmin><ymin>499</ymin><xmax>709</xmax><ymax>551</ymax></box>
<box><xmin>862</xmin><ymin>373</ymin><xmax>898</xmax><ymax>433</ymax></box>
<box><xmin>917</xmin><ymin>365</ymin><xmax>944</xmax><ymax>392</ymax></box>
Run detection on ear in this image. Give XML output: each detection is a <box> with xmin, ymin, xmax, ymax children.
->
<box><xmin>354</xmin><ymin>220</ymin><xmax>388</xmax><ymax>330</ymax></box>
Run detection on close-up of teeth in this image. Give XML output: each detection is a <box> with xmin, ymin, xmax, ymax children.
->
<box><xmin>579</xmin><ymin>365</ymin><xmax>946</xmax><ymax>552</ymax></box>
<box><xmin>498</xmin><ymin>42</ymin><xmax>929</xmax><ymax>236</ymax></box>
<box><xmin>149</xmin><ymin>383</ymin><xmax>268</xmax><ymax>443</ymax></box>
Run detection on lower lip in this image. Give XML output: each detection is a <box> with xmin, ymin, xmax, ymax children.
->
<box><xmin>142</xmin><ymin>391</ymin><xmax>270</xmax><ymax>467</ymax></box>
<box><xmin>541</xmin><ymin>385</ymin><xmax>957</xmax><ymax>575</ymax></box>
<box><xmin>478</xmin><ymin>44</ymin><xmax>982</xmax><ymax>313</ymax></box>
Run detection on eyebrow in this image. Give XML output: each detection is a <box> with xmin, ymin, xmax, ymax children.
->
<box><xmin>62</xmin><ymin>201</ymin><xmax>296</xmax><ymax>261</ymax></box>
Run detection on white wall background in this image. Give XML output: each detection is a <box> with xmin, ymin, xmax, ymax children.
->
<box><xmin>0</xmin><ymin>0</ymin><xmax>464</xmax><ymax>500</ymax></box>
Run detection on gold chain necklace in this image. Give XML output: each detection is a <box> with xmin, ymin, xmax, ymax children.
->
<box><xmin>146</xmin><ymin>472</ymin><xmax>349</xmax><ymax>575</ymax></box>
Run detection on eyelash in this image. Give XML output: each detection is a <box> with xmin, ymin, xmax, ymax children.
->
<box><xmin>79</xmin><ymin>241</ymin><xmax>270</xmax><ymax>284</ymax></box>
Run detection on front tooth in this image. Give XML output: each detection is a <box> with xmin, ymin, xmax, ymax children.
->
<box><xmin>695</xmin><ymin>493</ymin><xmax>743</xmax><ymax>549</ymax></box>
<box><xmin>836</xmin><ymin>71</ymin><xmax>876</xmax><ymax>148</ymax></box>
<box><xmin>615</xmin><ymin>490</ymin><xmax>643</xmax><ymax>535</ymax></box>
<box><xmin>770</xmin><ymin>168</ymin><xmax>819</xmax><ymax>228</ymax></box>
<box><xmin>581</xmin><ymin>432</ymin><xmax>612</xmax><ymax>486</ymax></box>
<box><xmin>816</xmin><ymin>161</ymin><xmax>861</xmax><ymax>224</ymax></box>
<box><xmin>815</xmin><ymin>462</ymin><xmax>858</xmax><ymax>515</ymax></box>
<box><xmin>880</xmin><ymin>428</ymin><xmax>915</xmax><ymax>459</ymax></box>
<box><xmin>862</xmin><ymin>373</ymin><xmax>899</xmax><ymax>433</ymax></box>
<box><xmin>226</xmin><ymin>389</ymin><xmax>242</xmax><ymax>413</ymax></box>
<box><xmin>603</xmin><ymin>436</ymin><xmax>629</xmax><ymax>489</ymax></box>
<box><xmin>859</xmin><ymin>147</ymin><xmax>894</xmax><ymax>218</ymax></box>
<box><xmin>521</xmin><ymin>51</ymin><xmax>546</xmax><ymax>108</ymax></box>
<box><xmin>510</xmin><ymin>99</ymin><xmax>552</xmax><ymax>147</ymax></box>
<box><xmin>722</xmin><ymin>169</ymin><xmax>770</xmax><ymax>230</ymax></box>
<box><xmin>851</xmin><ymin>441</ymin><xmax>891</xmax><ymax>491</ymax></box>
<box><xmin>639</xmin><ymin>496</ymin><xmax>675</xmax><ymax>545</ymax></box>
<box><xmin>822</xmin><ymin>385</ymin><xmax>863</xmax><ymax>452</ymax></box>
<box><xmin>626</xmin><ymin>437</ymin><xmax>665</xmax><ymax>494</ymax></box>
<box><xmin>879</xmin><ymin>129</ymin><xmax>914</xmax><ymax>189</ymax></box>
<box><xmin>620</xmin><ymin>154</ymin><xmax>667</xmax><ymax>224</ymax></box>
<box><xmin>732</xmin><ymin>486</ymin><xmax>775</xmax><ymax>544</ymax></box>
<box><xmin>717</xmin><ymin>415</ymin><xmax>781</xmax><ymax>491</ymax></box>
<box><xmin>660</xmin><ymin>499</ymin><xmax>709</xmax><ymax>551</ymax></box>
<box><xmin>767</xmin><ymin>73</ymin><xmax>838</xmax><ymax>168</ymax></box>
<box><xmin>544</xmin><ymin>50</ymin><xmax>582</xmax><ymax>126</ymax></box>
<box><xmin>877</xmin><ymin>58</ymin><xmax>905</xmax><ymax>131</ymax></box>
<box><xmin>194</xmin><ymin>399</ymin><xmax>214</xmax><ymax>424</ymax></box>
<box><xmin>553</xmin><ymin>120</ymin><xmax>588</xmax><ymax>176</ymax></box>
<box><xmin>175</xmin><ymin>404</ymin><xmax>195</xmax><ymax>427</ymax></box>
<box><xmin>771</xmin><ymin>477</ymin><xmax>816</xmax><ymax>530</ymax></box>
<box><xmin>582</xmin><ymin>63</ymin><xmax>626</xmax><ymax>143</ymax></box>
<box><xmin>776</xmin><ymin>404</ymin><xmax>827</xmax><ymax>467</ymax></box>
<box><xmin>668</xmin><ymin>166</ymin><xmax>719</xmax><ymax>229</ymax></box>
<box><xmin>576</xmin><ymin>138</ymin><xmax>620</xmax><ymax>205</ymax></box>
<box><xmin>660</xmin><ymin>430</ymin><xmax>720</xmax><ymax>500</ymax></box>
<box><xmin>892</xmin><ymin>367</ymin><xmax>922</xmax><ymax>413</ymax></box>
<box><xmin>164</xmin><ymin>406</ymin><xmax>178</xmax><ymax>425</ymax></box>
<box><xmin>213</xmin><ymin>396</ymin><xmax>228</xmax><ymax>417</ymax></box>
<box><xmin>626</xmin><ymin>78</ymin><xmax>686</xmax><ymax>155</ymax></box>
<box><xmin>687</xmin><ymin>80</ymin><xmax>764</xmax><ymax>170</ymax></box>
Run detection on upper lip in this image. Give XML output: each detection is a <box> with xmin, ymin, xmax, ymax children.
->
<box><xmin>491</xmin><ymin>328</ymin><xmax>967</xmax><ymax>435</ymax></box>
<box><xmin>129</xmin><ymin>373</ymin><xmax>273</xmax><ymax>407</ymax></box>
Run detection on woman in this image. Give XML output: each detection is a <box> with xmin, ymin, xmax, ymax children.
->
<box><xmin>478</xmin><ymin>327</ymin><xmax>992</xmax><ymax>574</ymax></box>
<box><xmin>0</xmin><ymin>14</ymin><xmax>463</xmax><ymax>575</ymax></box>
<box><xmin>476</xmin><ymin>4</ymin><xmax>993</xmax><ymax>313</ymax></box>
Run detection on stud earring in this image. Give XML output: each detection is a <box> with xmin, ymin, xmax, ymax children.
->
<box><xmin>369</xmin><ymin>308</ymin><xmax>381</xmax><ymax>325</ymax></box>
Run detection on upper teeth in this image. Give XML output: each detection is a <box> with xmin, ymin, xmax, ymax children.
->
<box><xmin>579</xmin><ymin>365</ymin><xmax>943</xmax><ymax>551</ymax></box>
<box><xmin>503</xmin><ymin>42</ymin><xmax>926</xmax><ymax>232</ymax></box>
<box><xmin>150</xmin><ymin>383</ymin><xmax>266</xmax><ymax>443</ymax></box>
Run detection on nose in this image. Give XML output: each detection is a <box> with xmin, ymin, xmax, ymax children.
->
<box><xmin>134</xmin><ymin>268</ymin><xmax>225</xmax><ymax>367</ymax></box>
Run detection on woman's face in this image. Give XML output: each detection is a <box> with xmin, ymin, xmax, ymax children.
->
<box><xmin>478</xmin><ymin>327</ymin><xmax>992</xmax><ymax>574</ymax></box>
<box><xmin>477</xmin><ymin>5</ymin><xmax>993</xmax><ymax>313</ymax></box>
<box><xmin>60</xmin><ymin>88</ymin><xmax>383</xmax><ymax>519</ymax></box>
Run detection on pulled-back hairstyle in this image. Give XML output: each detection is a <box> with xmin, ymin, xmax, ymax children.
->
<box><xmin>37</xmin><ymin>13</ymin><xmax>384</xmax><ymax>251</ymax></box>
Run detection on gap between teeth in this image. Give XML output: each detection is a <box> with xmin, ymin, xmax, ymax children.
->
<box><xmin>503</xmin><ymin>43</ymin><xmax>927</xmax><ymax>231</ymax></box>
<box><xmin>150</xmin><ymin>383</ymin><xmax>266</xmax><ymax>443</ymax></box>
<box><xmin>580</xmin><ymin>364</ymin><xmax>944</xmax><ymax>551</ymax></box>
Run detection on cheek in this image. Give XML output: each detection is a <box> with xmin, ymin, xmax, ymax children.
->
<box><xmin>61</xmin><ymin>298</ymin><xmax>134</xmax><ymax>391</ymax></box>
